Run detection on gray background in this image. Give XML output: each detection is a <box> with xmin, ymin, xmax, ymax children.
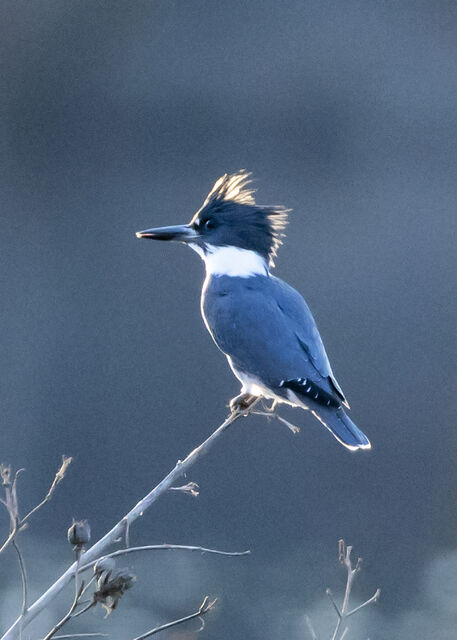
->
<box><xmin>1</xmin><ymin>1</ymin><xmax>456</xmax><ymax>638</ymax></box>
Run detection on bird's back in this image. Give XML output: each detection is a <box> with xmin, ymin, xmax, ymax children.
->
<box><xmin>201</xmin><ymin>273</ymin><xmax>342</xmax><ymax>400</ymax></box>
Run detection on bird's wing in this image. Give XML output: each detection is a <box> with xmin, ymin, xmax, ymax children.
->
<box><xmin>270</xmin><ymin>276</ymin><xmax>349</xmax><ymax>407</ymax></box>
<box><xmin>202</xmin><ymin>275</ymin><xmax>348</xmax><ymax>406</ymax></box>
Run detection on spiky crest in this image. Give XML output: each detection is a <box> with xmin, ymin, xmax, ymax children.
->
<box><xmin>197</xmin><ymin>171</ymin><xmax>289</xmax><ymax>267</ymax></box>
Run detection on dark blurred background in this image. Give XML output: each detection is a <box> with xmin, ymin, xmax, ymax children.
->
<box><xmin>1</xmin><ymin>1</ymin><xmax>456</xmax><ymax>637</ymax></box>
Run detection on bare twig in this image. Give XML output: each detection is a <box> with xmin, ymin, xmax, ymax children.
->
<box><xmin>42</xmin><ymin>548</ymin><xmax>83</xmax><ymax>640</ymax></box>
<box><xmin>326</xmin><ymin>589</ymin><xmax>342</xmax><ymax>618</ymax></box>
<box><xmin>78</xmin><ymin>544</ymin><xmax>250</xmax><ymax>573</ymax></box>
<box><xmin>339</xmin><ymin>628</ymin><xmax>349</xmax><ymax>640</ymax></box>
<box><xmin>328</xmin><ymin>540</ymin><xmax>380</xmax><ymax>640</ymax></box>
<box><xmin>70</xmin><ymin>603</ymin><xmax>96</xmax><ymax>620</ymax></box>
<box><xmin>0</xmin><ymin>529</ymin><xmax>17</xmax><ymax>556</ymax></box>
<box><xmin>74</xmin><ymin>550</ymin><xmax>81</xmax><ymax>606</ymax></box>
<box><xmin>0</xmin><ymin>457</ymin><xmax>72</xmax><ymax>555</ymax></box>
<box><xmin>12</xmin><ymin>540</ymin><xmax>28</xmax><ymax>615</ymax></box>
<box><xmin>42</xmin><ymin>582</ymin><xmax>85</xmax><ymax>640</ymax></box>
<box><xmin>304</xmin><ymin>614</ymin><xmax>318</xmax><ymax>640</ymax></box>
<box><xmin>122</xmin><ymin>518</ymin><xmax>130</xmax><ymax>549</ymax></box>
<box><xmin>0</xmin><ymin>466</ymin><xmax>22</xmax><ymax>554</ymax></box>
<box><xmin>131</xmin><ymin>596</ymin><xmax>217</xmax><ymax>640</ymax></box>
<box><xmin>346</xmin><ymin>589</ymin><xmax>381</xmax><ymax>618</ymax></box>
<box><xmin>78</xmin><ymin>575</ymin><xmax>97</xmax><ymax>599</ymax></box>
<box><xmin>21</xmin><ymin>456</ymin><xmax>72</xmax><ymax>527</ymax></box>
<box><xmin>2</xmin><ymin>402</ymin><xmax>259</xmax><ymax>640</ymax></box>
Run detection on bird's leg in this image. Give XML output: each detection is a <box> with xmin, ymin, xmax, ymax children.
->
<box><xmin>262</xmin><ymin>399</ymin><xmax>278</xmax><ymax>413</ymax></box>
<box><xmin>229</xmin><ymin>392</ymin><xmax>258</xmax><ymax>414</ymax></box>
<box><xmin>251</xmin><ymin>399</ymin><xmax>301</xmax><ymax>435</ymax></box>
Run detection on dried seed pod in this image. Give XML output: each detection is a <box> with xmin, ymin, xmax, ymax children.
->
<box><xmin>93</xmin><ymin>567</ymin><xmax>135</xmax><ymax>616</ymax></box>
<box><xmin>67</xmin><ymin>520</ymin><xmax>91</xmax><ymax>547</ymax></box>
<box><xmin>94</xmin><ymin>556</ymin><xmax>116</xmax><ymax>575</ymax></box>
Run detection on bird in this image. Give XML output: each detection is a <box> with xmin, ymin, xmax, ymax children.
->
<box><xmin>136</xmin><ymin>172</ymin><xmax>370</xmax><ymax>451</ymax></box>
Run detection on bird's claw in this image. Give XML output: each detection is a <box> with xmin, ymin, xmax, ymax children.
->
<box><xmin>229</xmin><ymin>393</ymin><xmax>258</xmax><ymax>414</ymax></box>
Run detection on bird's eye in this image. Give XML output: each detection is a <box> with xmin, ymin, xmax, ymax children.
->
<box><xmin>203</xmin><ymin>219</ymin><xmax>216</xmax><ymax>230</ymax></box>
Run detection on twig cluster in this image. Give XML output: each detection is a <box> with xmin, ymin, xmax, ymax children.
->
<box><xmin>2</xmin><ymin>400</ymin><xmax>378</xmax><ymax>640</ymax></box>
<box><xmin>0</xmin><ymin>456</ymin><xmax>73</xmax><ymax>619</ymax></box>
<box><xmin>0</xmin><ymin>457</ymin><xmax>72</xmax><ymax>554</ymax></box>
<box><xmin>131</xmin><ymin>596</ymin><xmax>217</xmax><ymax>640</ymax></box>
<box><xmin>1</xmin><ymin>400</ymin><xmax>267</xmax><ymax>640</ymax></box>
<box><xmin>305</xmin><ymin>540</ymin><xmax>380</xmax><ymax>640</ymax></box>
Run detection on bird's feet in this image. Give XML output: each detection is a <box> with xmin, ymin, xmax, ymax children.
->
<box><xmin>229</xmin><ymin>392</ymin><xmax>258</xmax><ymax>415</ymax></box>
<box><xmin>262</xmin><ymin>399</ymin><xmax>278</xmax><ymax>413</ymax></box>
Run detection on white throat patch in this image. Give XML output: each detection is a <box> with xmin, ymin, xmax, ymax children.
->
<box><xmin>189</xmin><ymin>244</ymin><xmax>268</xmax><ymax>277</ymax></box>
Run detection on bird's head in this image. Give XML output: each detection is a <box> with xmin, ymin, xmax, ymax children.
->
<box><xmin>136</xmin><ymin>172</ymin><xmax>289</xmax><ymax>276</ymax></box>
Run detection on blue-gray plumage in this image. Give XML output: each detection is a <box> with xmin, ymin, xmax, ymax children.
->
<box><xmin>137</xmin><ymin>172</ymin><xmax>370</xmax><ymax>451</ymax></box>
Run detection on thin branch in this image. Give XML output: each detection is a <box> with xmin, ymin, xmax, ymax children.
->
<box><xmin>304</xmin><ymin>614</ymin><xmax>318</xmax><ymax>640</ymax></box>
<box><xmin>346</xmin><ymin>589</ymin><xmax>381</xmax><ymax>618</ymax></box>
<box><xmin>340</xmin><ymin>544</ymin><xmax>358</xmax><ymax>616</ymax></box>
<box><xmin>74</xmin><ymin>550</ymin><xmax>81</xmax><ymax>607</ymax></box>
<box><xmin>328</xmin><ymin>541</ymin><xmax>380</xmax><ymax>640</ymax></box>
<box><xmin>0</xmin><ymin>530</ymin><xmax>17</xmax><ymax>556</ymax></box>
<box><xmin>326</xmin><ymin>589</ymin><xmax>341</xmax><ymax>619</ymax></box>
<box><xmin>20</xmin><ymin>456</ymin><xmax>72</xmax><ymax>528</ymax></box>
<box><xmin>42</xmin><ymin>582</ymin><xmax>85</xmax><ymax>640</ymax></box>
<box><xmin>340</xmin><ymin>628</ymin><xmax>349</xmax><ymax>640</ymax></box>
<box><xmin>53</xmin><ymin>635</ymin><xmax>108</xmax><ymax>639</ymax></box>
<box><xmin>78</xmin><ymin>544</ymin><xmax>250</xmax><ymax>573</ymax></box>
<box><xmin>42</xmin><ymin>549</ymin><xmax>82</xmax><ymax>640</ymax></box>
<box><xmin>2</xmin><ymin>403</ymin><xmax>259</xmax><ymax>640</ymax></box>
<box><xmin>131</xmin><ymin>596</ymin><xmax>217</xmax><ymax>640</ymax></box>
<box><xmin>78</xmin><ymin>575</ymin><xmax>96</xmax><ymax>599</ymax></box>
<box><xmin>330</xmin><ymin>618</ymin><xmax>343</xmax><ymax>640</ymax></box>
<box><xmin>12</xmin><ymin>540</ymin><xmax>28</xmax><ymax>615</ymax></box>
<box><xmin>70</xmin><ymin>560</ymin><xmax>98</xmax><ymax>619</ymax></box>
<box><xmin>70</xmin><ymin>603</ymin><xmax>96</xmax><ymax>620</ymax></box>
<box><xmin>122</xmin><ymin>518</ymin><xmax>130</xmax><ymax>549</ymax></box>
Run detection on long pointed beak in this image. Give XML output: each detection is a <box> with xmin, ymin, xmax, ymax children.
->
<box><xmin>135</xmin><ymin>224</ymin><xmax>198</xmax><ymax>242</ymax></box>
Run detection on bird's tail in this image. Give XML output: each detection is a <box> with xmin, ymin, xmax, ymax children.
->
<box><xmin>311</xmin><ymin>405</ymin><xmax>371</xmax><ymax>451</ymax></box>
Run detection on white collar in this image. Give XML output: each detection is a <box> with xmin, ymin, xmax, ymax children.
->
<box><xmin>189</xmin><ymin>243</ymin><xmax>268</xmax><ymax>277</ymax></box>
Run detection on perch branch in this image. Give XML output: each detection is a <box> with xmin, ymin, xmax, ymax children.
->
<box><xmin>131</xmin><ymin>596</ymin><xmax>217</xmax><ymax>640</ymax></box>
<box><xmin>1</xmin><ymin>402</ymin><xmax>259</xmax><ymax>640</ymax></box>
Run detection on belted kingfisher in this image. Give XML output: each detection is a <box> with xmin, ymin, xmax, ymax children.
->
<box><xmin>136</xmin><ymin>172</ymin><xmax>370</xmax><ymax>451</ymax></box>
